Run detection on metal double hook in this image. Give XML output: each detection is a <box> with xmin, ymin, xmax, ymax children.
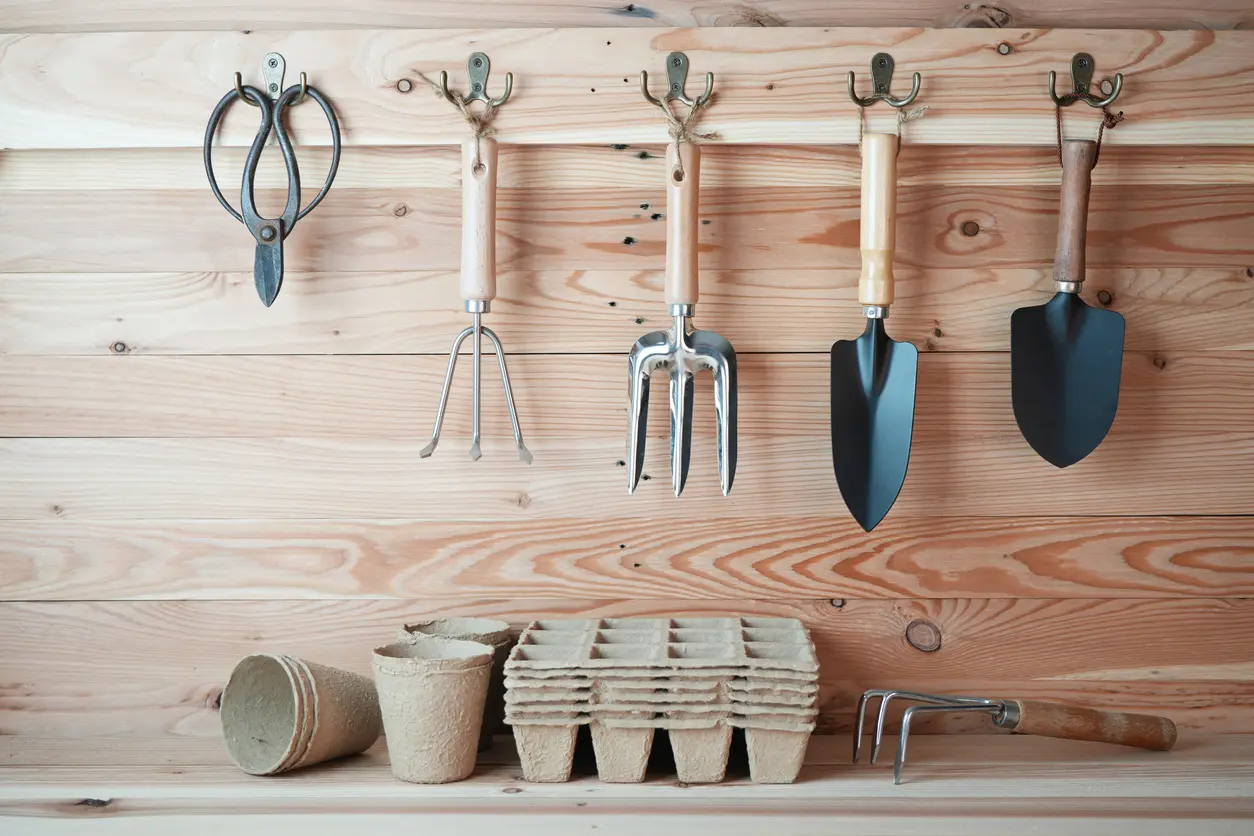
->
<box><xmin>640</xmin><ymin>52</ymin><xmax>714</xmax><ymax>110</ymax></box>
<box><xmin>848</xmin><ymin>53</ymin><xmax>920</xmax><ymax>108</ymax></box>
<box><xmin>233</xmin><ymin>53</ymin><xmax>307</xmax><ymax>107</ymax></box>
<box><xmin>438</xmin><ymin>52</ymin><xmax>513</xmax><ymax>108</ymax></box>
<box><xmin>1049</xmin><ymin>52</ymin><xmax>1122</xmax><ymax>108</ymax></box>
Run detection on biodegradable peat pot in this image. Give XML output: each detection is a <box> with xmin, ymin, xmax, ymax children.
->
<box><xmin>373</xmin><ymin>639</ymin><xmax>493</xmax><ymax>784</ymax></box>
<box><xmin>220</xmin><ymin>654</ymin><xmax>383</xmax><ymax>776</ymax></box>
<box><xmin>398</xmin><ymin>618</ymin><xmax>514</xmax><ymax>750</ymax></box>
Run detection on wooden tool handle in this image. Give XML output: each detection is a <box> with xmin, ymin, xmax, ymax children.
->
<box><xmin>1053</xmin><ymin>140</ymin><xmax>1098</xmax><ymax>287</ymax></box>
<box><xmin>859</xmin><ymin>133</ymin><xmax>898</xmax><ymax>308</ymax></box>
<box><xmin>1006</xmin><ymin>700</ymin><xmax>1178</xmax><ymax>751</ymax></box>
<box><xmin>665</xmin><ymin>142</ymin><xmax>700</xmax><ymax>307</ymax></box>
<box><xmin>460</xmin><ymin>137</ymin><xmax>498</xmax><ymax>302</ymax></box>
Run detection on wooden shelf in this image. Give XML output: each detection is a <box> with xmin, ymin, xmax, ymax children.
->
<box><xmin>3</xmin><ymin>734</ymin><xmax>1252</xmax><ymax>834</ymax></box>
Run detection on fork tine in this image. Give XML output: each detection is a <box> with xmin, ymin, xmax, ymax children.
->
<box><xmin>713</xmin><ymin>354</ymin><xmax>737</xmax><ymax>496</ymax></box>
<box><xmin>670</xmin><ymin>365</ymin><xmax>695</xmax><ymax>496</ymax></box>
<box><xmin>420</xmin><ymin>326</ymin><xmax>475</xmax><ymax>459</ymax></box>
<box><xmin>627</xmin><ymin>367</ymin><xmax>651</xmax><ymax>494</ymax></box>
<box><xmin>483</xmin><ymin>325</ymin><xmax>532</xmax><ymax>464</ymax></box>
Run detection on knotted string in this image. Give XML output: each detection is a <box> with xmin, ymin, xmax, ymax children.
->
<box><xmin>417</xmin><ymin>71</ymin><xmax>500</xmax><ymax>171</ymax></box>
<box><xmin>857</xmin><ymin>104</ymin><xmax>930</xmax><ymax>154</ymax></box>
<box><xmin>647</xmin><ymin>94</ymin><xmax>718</xmax><ymax>179</ymax></box>
<box><xmin>1055</xmin><ymin>93</ymin><xmax>1124</xmax><ymax>167</ymax></box>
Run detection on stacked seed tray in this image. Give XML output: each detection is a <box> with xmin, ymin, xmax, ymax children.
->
<box><xmin>504</xmin><ymin>617</ymin><xmax>819</xmax><ymax>784</ymax></box>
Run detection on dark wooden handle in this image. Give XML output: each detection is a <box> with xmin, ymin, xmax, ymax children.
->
<box><xmin>1052</xmin><ymin>140</ymin><xmax>1098</xmax><ymax>287</ymax></box>
<box><xmin>1007</xmin><ymin>700</ymin><xmax>1178</xmax><ymax>751</ymax></box>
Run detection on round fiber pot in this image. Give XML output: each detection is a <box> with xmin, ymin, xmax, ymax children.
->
<box><xmin>373</xmin><ymin>639</ymin><xmax>493</xmax><ymax>784</ymax></box>
<box><xmin>221</xmin><ymin>654</ymin><xmax>383</xmax><ymax>775</ymax></box>
<box><xmin>398</xmin><ymin>618</ymin><xmax>514</xmax><ymax>749</ymax></box>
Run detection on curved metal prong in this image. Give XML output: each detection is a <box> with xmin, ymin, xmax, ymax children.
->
<box><xmin>420</xmin><ymin>325</ymin><xmax>475</xmax><ymax>458</ymax></box>
<box><xmin>1047</xmin><ymin>70</ymin><xmax>1066</xmax><ymax>106</ymax></box>
<box><xmin>1085</xmin><ymin>72</ymin><xmax>1122</xmax><ymax>108</ymax></box>
<box><xmin>853</xmin><ymin>689</ymin><xmax>894</xmax><ymax>763</ymax></box>
<box><xmin>437</xmin><ymin>69</ymin><xmax>457</xmax><ymax>105</ymax></box>
<box><xmin>894</xmin><ymin>703</ymin><xmax>1002</xmax><ymax>785</ymax></box>
<box><xmin>639</xmin><ymin>69</ymin><xmax>664</xmax><ymax>109</ymax></box>
<box><xmin>489</xmin><ymin>71</ymin><xmax>513</xmax><ymax>108</ymax></box>
<box><xmin>691</xmin><ymin>71</ymin><xmax>714</xmax><ymax>108</ymax></box>
<box><xmin>883</xmin><ymin>72</ymin><xmax>921</xmax><ymax>108</ymax></box>
<box><xmin>481</xmin><ymin>325</ymin><xmax>531</xmax><ymax>464</ymax></box>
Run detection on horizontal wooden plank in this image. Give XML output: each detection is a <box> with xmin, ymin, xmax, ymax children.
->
<box><xmin>3</xmin><ymin>29</ymin><xmax>1254</xmax><ymax>148</ymax></box>
<box><xmin>3</xmin><ymin>430</ymin><xmax>1253</xmax><ymax>519</ymax></box>
<box><xmin>1</xmin><ymin>352</ymin><xmax>1250</xmax><ymax>439</ymax></box>
<box><xmin>4</xmin><ymin>267</ymin><xmax>1250</xmax><ymax>355</ymax></box>
<box><xmin>3</xmin><ymin>516</ymin><xmax>1251</xmax><ymax>601</ymax></box>
<box><xmin>2</xmin><ymin>736</ymin><xmax>1252</xmax><ymax>835</ymax></box>
<box><xmin>3</xmin><ymin>1</ymin><xmax>1251</xmax><ymax>32</ymax></box>
<box><xmin>8</xmin><ymin>145</ymin><xmax>1254</xmax><ymax>192</ymax></box>
<box><xmin>1</xmin><ymin>599</ymin><xmax>1251</xmax><ymax>739</ymax></box>
<box><xmin>5</xmin><ymin>737</ymin><xmax>1254</xmax><ymax>836</ymax></box>
<box><xmin>4</xmin><ymin>184</ymin><xmax>1252</xmax><ymax>274</ymax></box>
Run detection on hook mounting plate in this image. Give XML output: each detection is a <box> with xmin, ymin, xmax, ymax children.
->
<box><xmin>261</xmin><ymin>52</ymin><xmax>285</xmax><ymax>100</ymax></box>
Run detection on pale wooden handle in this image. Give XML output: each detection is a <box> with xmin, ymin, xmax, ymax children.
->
<box><xmin>1007</xmin><ymin>700</ymin><xmax>1178</xmax><ymax>751</ymax></box>
<box><xmin>1053</xmin><ymin>140</ymin><xmax>1097</xmax><ymax>287</ymax></box>
<box><xmin>460</xmin><ymin>137</ymin><xmax>497</xmax><ymax>302</ymax></box>
<box><xmin>859</xmin><ymin>133</ymin><xmax>897</xmax><ymax>307</ymax></box>
<box><xmin>665</xmin><ymin>142</ymin><xmax>700</xmax><ymax>307</ymax></box>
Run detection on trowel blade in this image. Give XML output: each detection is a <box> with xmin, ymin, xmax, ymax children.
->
<box><xmin>830</xmin><ymin>318</ymin><xmax>918</xmax><ymax>532</ymax></box>
<box><xmin>1011</xmin><ymin>292</ymin><xmax>1125</xmax><ymax>468</ymax></box>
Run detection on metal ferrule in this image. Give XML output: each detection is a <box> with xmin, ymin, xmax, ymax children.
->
<box><xmin>992</xmin><ymin>700</ymin><xmax>1019</xmax><ymax>729</ymax></box>
<box><xmin>1055</xmin><ymin>280</ymin><xmax>1082</xmax><ymax>294</ymax></box>
<box><xmin>669</xmin><ymin>303</ymin><xmax>695</xmax><ymax>318</ymax></box>
<box><xmin>863</xmin><ymin>305</ymin><xmax>888</xmax><ymax>319</ymax></box>
<box><xmin>464</xmin><ymin>299</ymin><xmax>491</xmax><ymax>314</ymax></box>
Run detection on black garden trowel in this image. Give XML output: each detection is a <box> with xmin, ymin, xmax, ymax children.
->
<box><xmin>1011</xmin><ymin>140</ymin><xmax>1125</xmax><ymax>468</ymax></box>
<box><xmin>831</xmin><ymin>133</ymin><xmax>918</xmax><ymax>532</ymax></box>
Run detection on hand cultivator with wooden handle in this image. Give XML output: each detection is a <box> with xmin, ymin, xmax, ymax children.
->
<box><xmin>854</xmin><ymin>689</ymin><xmax>1178</xmax><ymax>784</ymax></box>
<box><xmin>628</xmin><ymin>54</ymin><xmax>736</xmax><ymax>497</ymax></box>
<box><xmin>421</xmin><ymin>54</ymin><xmax>530</xmax><ymax>463</ymax></box>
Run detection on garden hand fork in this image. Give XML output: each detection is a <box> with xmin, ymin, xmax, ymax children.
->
<box><xmin>420</xmin><ymin>135</ymin><xmax>531</xmax><ymax>463</ymax></box>
<box><xmin>627</xmin><ymin>140</ymin><xmax>737</xmax><ymax>496</ymax></box>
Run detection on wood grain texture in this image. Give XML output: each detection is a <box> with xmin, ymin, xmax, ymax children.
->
<box><xmin>1</xmin><ymin>352</ymin><xmax>1250</xmax><ymax>438</ymax></box>
<box><xmin>2</xmin><ymin>516</ymin><xmax>1251</xmax><ymax>601</ymax></box>
<box><xmin>3</xmin><ymin>1</ymin><xmax>1252</xmax><ymax>31</ymax></box>
<box><xmin>4</xmin><ymin>184</ymin><xmax>1253</xmax><ymax>274</ymax></box>
<box><xmin>3</xmin><ymin>432</ymin><xmax>1253</xmax><ymax>519</ymax></box>
<box><xmin>2</xmin><ymin>736</ymin><xmax>1253</xmax><ymax>836</ymax></box>
<box><xmin>1</xmin><ymin>599</ymin><xmax>1251</xmax><ymax>738</ymax></box>
<box><xmin>3</xmin><ymin>267</ymin><xmax>1251</xmax><ymax>355</ymax></box>
<box><xmin>8</xmin><ymin>146</ymin><xmax>1254</xmax><ymax>192</ymax></box>
<box><xmin>4</xmin><ymin>29</ymin><xmax>1254</xmax><ymax>148</ymax></box>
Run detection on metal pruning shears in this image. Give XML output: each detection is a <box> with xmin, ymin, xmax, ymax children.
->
<box><xmin>203</xmin><ymin>53</ymin><xmax>341</xmax><ymax>307</ymax></box>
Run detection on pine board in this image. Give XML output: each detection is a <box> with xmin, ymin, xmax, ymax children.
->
<box><xmin>2</xmin><ymin>516</ymin><xmax>1251</xmax><ymax>601</ymax></box>
<box><xmin>4</xmin><ymin>184</ymin><xmax>1253</xmax><ymax>274</ymax></box>
<box><xmin>1</xmin><ymin>599</ymin><xmax>1251</xmax><ymax>738</ymax></box>
<box><xmin>0</xmin><ymin>352</ymin><xmax>1250</xmax><ymax>438</ymax></box>
<box><xmin>2</xmin><ymin>267</ymin><xmax>1250</xmax><ymax>355</ymax></box>
<box><xmin>3</xmin><ymin>28</ymin><xmax>1254</xmax><ymax>148</ymax></box>
<box><xmin>3</xmin><ymin>0</ymin><xmax>1252</xmax><ymax>31</ymax></box>
<box><xmin>1</xmin><ymin>432</ymin><xmax>1253</xmax><ymax>519</ymax></box>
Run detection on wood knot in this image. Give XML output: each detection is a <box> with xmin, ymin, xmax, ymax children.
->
<box><xmin>905</xmin><ymin>619</ymin><xmax>942</xmax><ymax>652</ymax></box>
<box><xmin>830</xmin><ymin>599</ymin><xmax>846</xmax><ymax>609</ymax></box>
<box><xmin>1097</xmin><ymin>290</ymin><xmax>1114</xmax><ymax>306</ymax></box>
<box><xmin>961</xmin><ymin>221</ymin><xmax>980</xmax><ymax>237</ymax></box>
<box><xmin>516</xmin><ymin>493</ymin><xmax>533</xmax><ymax>509</ymax></box>
<box><xmin>110</xmin><ymin>341</ymin><xmax>129</xmax><ymax>354</ymax></box>
<box><xmin>76</xmin><ymin>798</ymin><xmax>113</xmax><ymax>808</ymax></box>
<box><xmin>1153</xmin><ymin>356</ymin><xmax>1168</xmax><ymax>371</ymax></box>
<box><xmin>394</xmin><ymin>204</ymin><xmax>409</xmax><ymax>217</ymax></box>
<box><xmin>949</xmin><ymin>4</ymin><xmax>1014</xmax><ymax>28</ymax></box>
<box><xmin>502</xmin><ymin>787</ymin><xmax>523</xmax><ymax>794</ymax></box>
<box><xmin>396</xmin><ymin>78</ymin><xmax>413</xmax><ymax>94</ymax></box>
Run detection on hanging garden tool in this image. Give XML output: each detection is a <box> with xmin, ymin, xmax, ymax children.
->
<box><xmin>204</xmin><ymin>52</ymin><xmax>341</xmax><ymax>307</ymax></box>
<box><xmin>853</xmin><ymin>689</ymin><xmax>1177</xmax><ymax>784</ymax></box>
<box><xmin>628</xmin><ymin>52</ymin><xmax>737</xmax><ymax>497</ymax></box>
<box><xmin>1011</xmin><ymin>55</ymin><xmax>1126</xmax><ymax>468</ymax></box>
<box><xmin>830</xmin><ymin>55</ymin><xmax>923</xmax><ymax>532</ymax></box>
<box><xmin>420</xmin><ymin>53</ymin><xmax>531</xmax><ymax>463</ymax></box>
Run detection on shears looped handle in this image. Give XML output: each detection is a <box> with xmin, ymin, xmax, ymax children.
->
<box><xmin>203</xmin><ymin>81</ymin><xmax>342</xmax><ymax>306</ymax></box>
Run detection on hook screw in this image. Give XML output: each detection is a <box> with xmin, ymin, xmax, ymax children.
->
<box><xmin>439</xmin><ymin>52</ymin><xmax>513</xmax><ymax>108</ymax></box>
<box><xmin>1049</xmin><ymin>52</ymin><xmax>1122</xmax><ymax>108</ymax></box>
<box><xmin>848</xmin><ymin>52</ymin><xmax>921</xmax><ymax>108</ymax></box>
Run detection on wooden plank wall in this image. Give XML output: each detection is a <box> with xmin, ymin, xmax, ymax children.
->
<box><xmin>0</xmin><ymin>4</ymin><xmax>1252</xmax><ymax>742</ymax></box>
